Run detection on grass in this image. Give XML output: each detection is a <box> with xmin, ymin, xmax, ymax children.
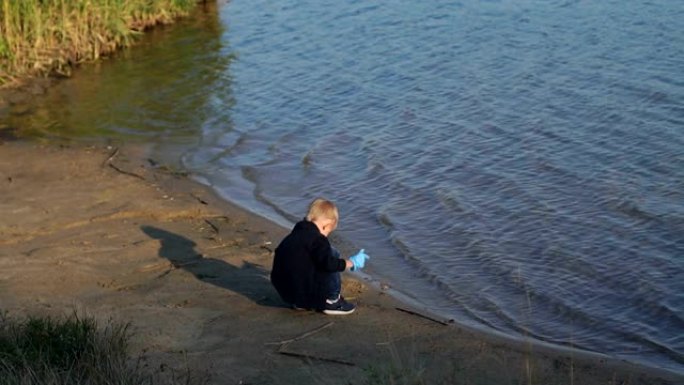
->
<box><xmin>0</xmin><ymin>311</ymin><xmax>206</xmax><ymax>385</ymax></box>
<box><xmin>365</xmin><ymin>338</ymin><xmax>427</xmax><ymax>385</ymax></box>
<box><xmin>0</xmin><ymin>0</ymin><xmax>199</xmax><ymax>86</ymax></box>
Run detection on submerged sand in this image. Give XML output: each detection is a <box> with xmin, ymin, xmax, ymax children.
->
<box><xmin>0</xmin><ymin>141</ymin><xmax>680</xmax><ymax>384</ymax></box>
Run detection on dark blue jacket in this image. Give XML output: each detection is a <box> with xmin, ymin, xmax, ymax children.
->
<box><xmin>271</xmin><ymin>220</ymin><xmax>346</xmax><ymax>310</ymax></box>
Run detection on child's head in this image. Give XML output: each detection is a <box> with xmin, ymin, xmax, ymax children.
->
<box><xmin>306</xmin><ymin>198</ymin><xmax>339</xmax><ymax>237</ymax></box>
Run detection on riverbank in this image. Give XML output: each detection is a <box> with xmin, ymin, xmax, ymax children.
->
<box><xmin>0</xmin><ymin>0</ymin><xmax>200</xmax><ymax>87</ymax></box>
<box><xmin>1</xmin><ymin>140</ymin><xmax>681</xmax><ymax>384</ymax></box>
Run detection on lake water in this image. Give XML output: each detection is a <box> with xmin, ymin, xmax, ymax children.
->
<box><xmin>2</xmin><ymin>0</ymin><xmax>683</xmax><ymax>376</ymax></box>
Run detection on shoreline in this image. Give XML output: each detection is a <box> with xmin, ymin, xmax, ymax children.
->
<box><xmin>1</xmin><ymin>139</ymin><xmax>681</xmax><ymax>384</ymax></box>
<box><xmin>179</xmin><ymin>148</ymin><xmax>683</xmax><ymax>379</ymax></box>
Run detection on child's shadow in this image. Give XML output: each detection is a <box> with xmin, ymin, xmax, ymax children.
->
<box><xmin>141</xmin><ymin>225</ymin><xmax>286</xmax><ymax>308</ymax></box>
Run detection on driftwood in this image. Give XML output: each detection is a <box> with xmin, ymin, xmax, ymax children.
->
<box><xmin>395</xmin><ymin>307</ymin><xmax>453</xmax><ymax>326</ymax></box>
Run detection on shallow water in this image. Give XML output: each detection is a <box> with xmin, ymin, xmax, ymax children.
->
<box><xmin>2</xmin><ymin>0</ymin><xmax>683</xmax><ymax>375</ymax></box>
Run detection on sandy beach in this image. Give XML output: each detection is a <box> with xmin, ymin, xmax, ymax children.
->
<box><xmin>0</xmin><ymin>140</ymin><xmax>680</xmax><ymax>385</ymax></box>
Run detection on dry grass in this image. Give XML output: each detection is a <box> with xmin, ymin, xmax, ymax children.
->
<box><xmin>0</xmin><ymin>311</ymin><xmax>207</xmax><ymax>385</ymax></box>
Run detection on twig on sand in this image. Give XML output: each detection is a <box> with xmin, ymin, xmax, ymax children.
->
<box><xmin>277</xmin><ymin>347</ymin><xmax>356</xmax><ymax>367</ymax></box>
<box><xmin>102</xmin><ymin>147</ymin><xmax>146</xmax><ymax>180</ymax></box>
<box><xmin>395</xmin><ymin>307</ymin><xmax>453</xmax><ymax>326</ymax></box>
<box><xmin>155</xmin><ymin>260</ymin><xmax>202</xmax><ymax>279</ymax></box>
<box><xmin>265</xmin><ymin>321</ymin><xmax>334</xmax><ymax>346</ymax></box>
<box><xmin>267</xmin><ymin>322</ymin><xmax>355</xmax><ymax>366</ymax></box>
<box><xmin>192</xmin><ymin>193</ymin><xmax>209</xmax><ymax>205</ymax></box>
<box><xmin>204</xmin><ymin>218</ymin><xmax>220</xmax><ymax>235</ymax></box>
<box><xmin>108</xmin><ymin>163</ymin><xmax>146</xmax><ymax>180</ymax></box>
<box><xmin>102</xmin><ymin>147</ymin><xmax>119</xmax><ymax>167</ymax></box>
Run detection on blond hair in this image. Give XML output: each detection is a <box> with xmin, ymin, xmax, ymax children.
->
<box><xmin>306</xmin><ymin>198</ymin><xmax>339</xmax><ymax>223</ymax></box>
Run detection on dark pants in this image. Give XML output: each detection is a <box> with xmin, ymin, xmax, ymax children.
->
<box><xmin>321</xmin><ymin>247</ymin><xmax>341</xmax><ymax>301</ymax></box>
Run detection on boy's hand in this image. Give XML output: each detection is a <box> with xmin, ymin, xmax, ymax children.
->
<box><xmin>349</xmin><ymin>249</ymin><xmax>370</xmax><ymax>271</ymax></box>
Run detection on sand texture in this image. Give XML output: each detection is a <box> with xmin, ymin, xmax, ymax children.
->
<box><xmin>0</xmin><ymin>142</ymin><xmax>680</xmax><ymax>385</ymax></box>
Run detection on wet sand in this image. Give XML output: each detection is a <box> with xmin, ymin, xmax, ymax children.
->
<box><xmin>0</xmin><ymin>141</ymin><xmax>680</xmax><ymax>384</ymax></box>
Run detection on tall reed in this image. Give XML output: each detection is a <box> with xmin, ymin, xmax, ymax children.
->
<box><xmin>0</xmin><ymin>0</ymin><xmax>197</xmax><ymax>86</ymax></box>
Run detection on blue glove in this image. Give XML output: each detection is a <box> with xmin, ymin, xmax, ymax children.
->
<box><xmin>349</xmin><ymin>249</ymin><xmax>370</xmax><ymax>271</ymax></box>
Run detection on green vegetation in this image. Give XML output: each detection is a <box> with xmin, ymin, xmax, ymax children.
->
<box><xmin>0</xmin><ymin>0</ymin><xmax>198</xmax><ymax>86</ymax></box>
<box><xmin>0</xmin><ymin>312</ymin><xmax>205</xmax><ymax>385</ymax></box>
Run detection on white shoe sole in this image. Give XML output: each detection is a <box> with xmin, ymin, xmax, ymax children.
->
<box><xmin>323</xmin><ymin>308</ymin><xmax>356</xmax><ymax>315</ymax></box>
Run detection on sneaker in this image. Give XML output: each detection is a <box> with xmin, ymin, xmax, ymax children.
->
<box><xmin>323</xmin><ymin>296</ymin><xmax>356</xmax><ymax>315</ymax></box>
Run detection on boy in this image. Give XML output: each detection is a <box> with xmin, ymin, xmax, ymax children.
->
<box><xmin>270</xmin><ymin>198</ymin><xmax>369</xmax><ymax>315</ymax></box>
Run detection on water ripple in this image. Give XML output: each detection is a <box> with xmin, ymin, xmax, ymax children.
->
<box><xmin>8</xmin><ymin>0</ymin><xmax>681</xmax><ymax>376</ymax></box>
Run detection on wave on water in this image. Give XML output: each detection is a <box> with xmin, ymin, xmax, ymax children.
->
<box><xmin>4</xmin><ymin>0</ymin><xmax>682</xmax><ymax>376</ymax></box>
<box><xmin>181</xmin><ymin>0</ymin><xmax>684</xmax><ymax>374</ymax></box>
